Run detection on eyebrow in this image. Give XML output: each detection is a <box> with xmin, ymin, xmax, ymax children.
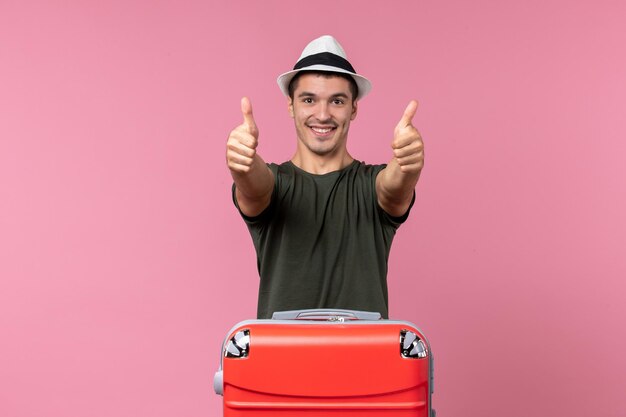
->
<box><xmin>297</xmin><ymin>91</ymin><xmax>350</xmax><ymax>99</ymax></box>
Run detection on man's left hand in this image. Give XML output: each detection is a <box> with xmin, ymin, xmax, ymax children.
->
<box><xmin>392</xmin><ymin>100</ymin><xmax>424</xmax><ymax>174</ymax></box>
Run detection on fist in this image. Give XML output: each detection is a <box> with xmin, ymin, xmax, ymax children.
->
<box><xmin>392</xmin><ymin>100</ymin><xmax>424</xmax><ymax>174</ymax></box>
<box><xmin>226</xmin><ymin>97</ymin><xmax>259</xmax><ymax>173</ymax></box>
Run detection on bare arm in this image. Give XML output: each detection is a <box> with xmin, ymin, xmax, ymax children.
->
<box><xmin>226</xmin><ymin>97</ymin><xmax>275</xmax><ymax>217</ymax></box>
<box><xmin>376</xmin><ymin>100</ymin><xmax>424</xmax><ymax>217</ymax></box>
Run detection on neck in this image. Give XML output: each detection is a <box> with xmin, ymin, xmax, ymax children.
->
<box><xmin>291</xmin><ymin>152</ymin><xmax>354</xmax><ymax>175</ymax></box>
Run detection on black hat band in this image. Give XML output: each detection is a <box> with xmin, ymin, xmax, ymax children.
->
<box><xmin>293</xmin><ymin>52</ymin><xmax>356</xmax><ymax>74</ymax></box>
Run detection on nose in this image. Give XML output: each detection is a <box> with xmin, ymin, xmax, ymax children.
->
<box><xmin>314</xmin><ymin>102</ymin><xmax>331</xmax><ymax>122</ymax></box>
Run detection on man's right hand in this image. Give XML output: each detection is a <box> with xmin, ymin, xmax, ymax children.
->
<box><xmin>226</xmin><ymin>97</ymin><xmax>259</xmax><ymax>173</ymax></box>
<box><xmin>226</xmin><ymin>97</ymin><xmax>274</xmax><ymax>217</ymax></box>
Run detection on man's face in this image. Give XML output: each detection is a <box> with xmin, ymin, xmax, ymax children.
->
<box><xmin>288</xmin><ymin>73</ymin><xmax>358</xmax><ymax>158</ymax></box>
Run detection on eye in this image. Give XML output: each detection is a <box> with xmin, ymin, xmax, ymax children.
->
<box><xmin>302</xmin><ymin>97</ymin><xmax>314</xmax><ymax>104</ymax></box>
<box><xmin>332</xmin><ymin>98</ymin><xmax>345</xmax><ymax>105</ymax></box>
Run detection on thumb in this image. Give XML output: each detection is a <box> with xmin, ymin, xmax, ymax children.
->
<box><xmin>396</xmin><ymin>100</ymin><xmax>419</xmax><ymax>130</ymax></box>
<box><xmin>241</xmin><ymin>96</ymin><xmax>258</xmax><ymax>136</ymax></box>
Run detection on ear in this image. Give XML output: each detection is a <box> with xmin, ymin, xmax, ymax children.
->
<box><xmin>288</xmin><ymin>97</ymin><xmax>294</xmax><ymax>119</ymax></box>
<box><xmin>350</xmin><ymin>100</ymin><xmax>358</xmax><ymax>121</ymax></box>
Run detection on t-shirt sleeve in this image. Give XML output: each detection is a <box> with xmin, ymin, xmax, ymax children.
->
<box><xmin>380</xmin><ymin>190</ymin><xmax>416</xmax><ymax>226</ymax></box>
<box><xmin>370</xmin><ymin>164</ymin><xmax>416</xmax><ymax>228</ymax></box>
<box><xmin>231</xmin><ymin>163</ymin><xmax>279</xmax><ymax>225</ymax></box>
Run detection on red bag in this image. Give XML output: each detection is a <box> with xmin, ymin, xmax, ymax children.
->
<box><xmin>214</xmin><ymin>309</ymin><xmax>435</xmax><ymax>416</ymax></box>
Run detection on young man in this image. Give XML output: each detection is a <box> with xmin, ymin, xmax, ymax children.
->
<box><xmin>226</xmin><ymin>35</ymin><xmax>424</xmax><ymax>319</ymax></box>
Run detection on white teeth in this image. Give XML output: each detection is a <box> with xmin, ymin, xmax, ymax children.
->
<box><xmin>311</xmin><ymin>127</ymin><xmax>332</xmax><ymax>133</ymax></box>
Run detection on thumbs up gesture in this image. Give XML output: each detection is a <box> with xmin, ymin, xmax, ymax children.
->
<box><xmin>226</xmin><ymin>97</ymin><xmax>260</xmax><ymax>173</ymax></box>
<box><xmin>392</xmin><ymin>100</ymin><xmax>424</xmax><ymax>174</ymax></box>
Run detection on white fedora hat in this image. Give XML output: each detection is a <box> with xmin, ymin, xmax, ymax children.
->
<box><xmin>277</xmin><ymin>35</ymin><xmax>372</xmax><ymax>100</ymax></box>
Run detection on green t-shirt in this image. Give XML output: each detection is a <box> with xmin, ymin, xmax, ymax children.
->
<box><xmin>234</xmin><ymin>160</ymin><xmax>414</xmax><ymax>319</ymax></box>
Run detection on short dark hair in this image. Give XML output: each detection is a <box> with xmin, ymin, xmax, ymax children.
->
<box><xmin>288</xmin><ymin>71</ymin><xmax>359</xmax><ymax>102</ymax></box>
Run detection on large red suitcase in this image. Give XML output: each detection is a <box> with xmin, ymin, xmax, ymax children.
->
<box><xmin>214</xmin><ymin>309</ymin><xmax>435</xmax><ymax>416</ymax></box>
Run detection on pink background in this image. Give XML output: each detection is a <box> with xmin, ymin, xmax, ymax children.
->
<box><xmin>1</xmin><ymin>1</ymin><xmax>624</xmax><ymax>416</ymax></box>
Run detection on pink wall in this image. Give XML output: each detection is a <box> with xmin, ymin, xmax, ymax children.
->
<box><xmin>1</xmin><ymin>1</ymin><xmax>624</xmax><ymax>416</ymax></box>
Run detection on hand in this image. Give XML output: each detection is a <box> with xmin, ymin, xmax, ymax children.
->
<box><xmin>392</xmin><ymin>100</ymin><xmax>424</xmax><ymax>174</ymax></box>
<box><xmin>226</xmin><ymin>97</ymin><xmax>259</xmax><ymax>173</ymax></box>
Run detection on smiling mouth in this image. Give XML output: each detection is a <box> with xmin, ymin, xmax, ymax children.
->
<box><xmin>309</xmin><ymin>126</ymin><xmax>336</xmax><ymax>136</ymax></box>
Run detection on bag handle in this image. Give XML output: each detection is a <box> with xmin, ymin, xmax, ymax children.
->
<box><xmin>271</xmin><ymin>309</ymin><xmax>382</xmax><ymax>321</ymax></box>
